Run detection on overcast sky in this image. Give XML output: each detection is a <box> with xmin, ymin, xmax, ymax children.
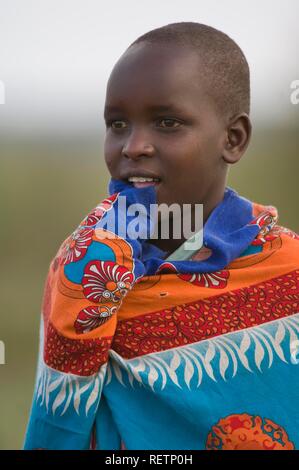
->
<box><xmin>0</xmin><ymin>0</ymin><xmax>298</xmax><ymax>137</ymax></box>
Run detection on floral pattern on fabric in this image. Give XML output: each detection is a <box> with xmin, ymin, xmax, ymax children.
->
<box><xmin>178</xmin><ymin>270</ymin><xmax>230</xmax><ymax>289</ymax></box>
<box><xmin>82</xmin><ymin>260</ymin><xmax>135</xmax><ymax>303</ymax></box>
<box><xmin>155</xmin><ymin>262</ymin><xmax>178</xmax><ymax>274</ymax></box>
<box><xmin>250</xmin><ymin>207</ymin><xmax>278</xmax><ymax>245</ymax></box>
<box><xmin>60</xmin><ymin>227</ymin><xmax>94</xmax><ymax>265</ymax></box>
<box><xmin>74</xmin><ymin>305</ymin><xmax>117</xmax><ymax>334</ymax></box>
<box><xmin>79</xmin><ymin>193</ymin><xmax>119</xmax><ymax>228</ymax></box>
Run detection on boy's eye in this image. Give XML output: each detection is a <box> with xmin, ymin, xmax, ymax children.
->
<box><xmin>110</xmin><ymin>120</ymin><xmax>127</xmax><ymax>129</ymax></box>
<box><xmin>107</xmin><ymin>118</ymin><xmax>182</xmax><ymax>130</ymax></box>
<box><xmin>158</xmin><ymin>118</ymin><xmax>181</xmax><ymax>128</ymax></box>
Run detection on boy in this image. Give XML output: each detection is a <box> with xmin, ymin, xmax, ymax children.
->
<box><xmin>24</xmin><ymin>22</ymin><xmax>299</xmax><ymax>450</ymax></box>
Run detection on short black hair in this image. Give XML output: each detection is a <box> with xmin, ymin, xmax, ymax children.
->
<box><xmin>128</xmin><ymin>22</ymin><xmax>250</xmax><ymax>118</ymax></box>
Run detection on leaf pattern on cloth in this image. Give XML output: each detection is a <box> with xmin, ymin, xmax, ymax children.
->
<box><xmin>106</xmin><ymin>314</ymin><xmax>299</xmax><ymax>391</ymax></box>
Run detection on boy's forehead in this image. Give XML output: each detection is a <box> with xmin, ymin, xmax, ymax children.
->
<box><xmin>105</xmin><ymin>43</ymin><xmax>207</xmax><ymax>110</ymax></box>
<box><xmin>125</xmin><ymin>42</ymin><xmax>196</xmax><ymax>64</ymax></box>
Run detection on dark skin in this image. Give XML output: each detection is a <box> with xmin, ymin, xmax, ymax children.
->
<box><xmin>104</xmin><ymin>42</ymin><xmax>251</xmax><ymax>254</ymax></box>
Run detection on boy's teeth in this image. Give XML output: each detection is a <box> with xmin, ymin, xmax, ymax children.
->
<box><xmin>128</xmin><ymin>177</ymin><xmax>159</xmax><ymax>182</ymax></box>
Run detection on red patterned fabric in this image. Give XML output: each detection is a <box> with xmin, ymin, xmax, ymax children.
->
<box><xmin>44</xmin><ymin>322</ymin><xmax>112</xmax><ymax>375</ymax></box>
<box><xmin>112</xmin><ymin>269</ymin><xmax>299</xmax><ymax>358</ymax></box>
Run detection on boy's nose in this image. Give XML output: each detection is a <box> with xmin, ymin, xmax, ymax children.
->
<box><xmin>121</xmin><ymin>129</ymin><xmax>155</xmax><ymax>160</ymax></box>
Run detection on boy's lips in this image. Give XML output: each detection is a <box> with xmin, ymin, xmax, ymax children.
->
<box><xmin>119</xmin><ymin>170</ymin><xmax>162</xmax><ymax>188</ymax></box>
<box><xmin>131</xmin><ymin>181</ymin><xmax>160</xmax><ymax>188</ymax></box>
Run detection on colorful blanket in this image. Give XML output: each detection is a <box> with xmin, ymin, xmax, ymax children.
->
<box><xmin>24</xmin><ymin>178</ymin><xmax>299</xmax><ymax>450</ymax></box>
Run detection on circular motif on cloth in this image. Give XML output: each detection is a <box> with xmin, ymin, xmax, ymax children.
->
<box><xmin>206</xmin><ymin>413</ymin><xmax>294</xmax><ymax>450</ymax></box>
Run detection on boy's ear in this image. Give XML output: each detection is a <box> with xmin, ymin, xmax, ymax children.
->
<box><xmin>222</xmin><ymin>113</ymin><xmax>252</xmax><ymax>164</ymax></box>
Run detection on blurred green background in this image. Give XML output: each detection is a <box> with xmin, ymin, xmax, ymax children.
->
<box><xmin>0</xmin><ymin>125</ymin><xmax>298</xmax><ymax>449</ymax></box>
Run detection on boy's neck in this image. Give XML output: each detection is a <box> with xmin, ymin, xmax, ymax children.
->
<box><xmin>148</xmin><ymin>186</ymin><xmax>227</xmax><ymax>255</ymax></box>
<box><xmin>148</xmin><ymin>236</ymin><xmax>186</xmax><ymax>256</ymax></box>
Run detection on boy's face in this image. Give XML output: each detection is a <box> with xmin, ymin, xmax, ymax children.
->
<box><xmin>104</xmin><ymin>43</ymin><xmax>228</xmax><ymax>211</ymax></box>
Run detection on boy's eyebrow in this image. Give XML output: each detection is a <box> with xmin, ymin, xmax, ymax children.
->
<box><xmin>147</xmin><ymin>104</ymin><xmax>185</xmax><ymax>113</ymax></box>
<box><xmin>104</xmin><ymin>104</ymin><xmax>185</xmax><ymax>117</ymax></box>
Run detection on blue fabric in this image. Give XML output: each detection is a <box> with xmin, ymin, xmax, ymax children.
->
<box><xmin>107</xmin><ymin>178</ymin><xmax>260</xmax><ymax>274</ymax></box>
<box><xmin>24</xmin><ymin>178</ymin><xmax>298</xmax><ymax>450</ymax></box>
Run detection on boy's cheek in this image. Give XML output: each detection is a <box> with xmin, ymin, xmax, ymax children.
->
<box><xmin>154</xmin><ymin>182</ymin><xmax>177</xmax><ymax>206</ymax></box>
